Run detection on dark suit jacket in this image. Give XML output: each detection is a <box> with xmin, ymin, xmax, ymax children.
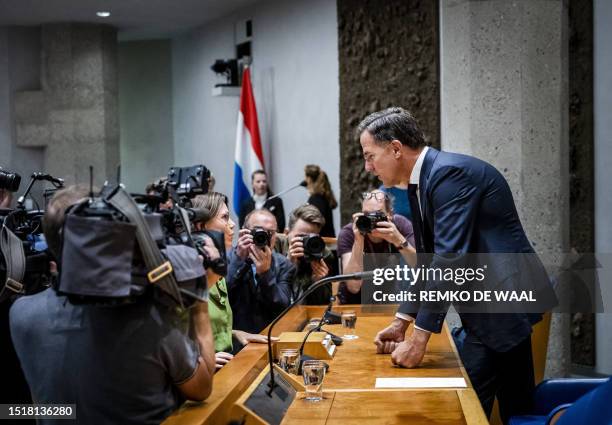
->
<box><xmin>227</xmin><ymin>249</ymin><xmax>296</xmax><ymax>334</ymax></box>
<box><xmin>239</xmin><ymin>196</ymin><xmax>285</xmax><ymax>232</ymax></box>
<box><xmin>398</xmin><ymin>148</ymin><xmax>555</xmax><ymax>352</ymax></box>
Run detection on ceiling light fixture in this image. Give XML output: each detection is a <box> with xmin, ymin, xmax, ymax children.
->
<box><xmin>96</xmin><ymin>11</ymin><xmax>111</xmax><ymax>18</ymax></box>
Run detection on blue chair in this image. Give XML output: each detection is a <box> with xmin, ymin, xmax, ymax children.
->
<box><xmin>509</xmin><ymin>377</ymin><xmax>612</xmax><ymax>425</ymax></box>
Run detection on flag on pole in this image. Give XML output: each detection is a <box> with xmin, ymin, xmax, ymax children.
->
<box><xmin>233</xmin><ymin>67</ymin><xmax>264</xmax><ymax>216</ymax></box>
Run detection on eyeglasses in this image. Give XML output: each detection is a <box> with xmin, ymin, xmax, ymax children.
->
<box><xmin>361</xmin><ymin>192</ymin><xmax>390</xmax><ymax>201</ymax></box>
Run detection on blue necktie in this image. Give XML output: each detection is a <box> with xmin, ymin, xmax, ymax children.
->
<box><xmin>408</xmin><ymin>184</ymin><xmax>426</xmax><ymax>253</ymax></box>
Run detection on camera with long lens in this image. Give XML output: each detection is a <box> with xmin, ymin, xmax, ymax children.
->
<box><xmin>251</xmin><ymin>227</ymin><xmax>272</xmax><ymax>248</ymax></box>
<box><xmin>355</xmin><ymin>210</ymin><xmax>388</xmax><ymax>234</ymax></box>
<box><xmin>0</xmin><ymin>168</ymin><xmax>21</xmax><ymax>193</ymax></box>
<box><xmin>301</xmin><ymin>234</ymin><xmax>325</xmax><ymax>261</ymax></box>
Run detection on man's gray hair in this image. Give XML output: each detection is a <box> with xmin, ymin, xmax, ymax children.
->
<box><xmin>356</xmin><ymin>107</ymin><xmax>426</xmax><ymax>149</ymax></box>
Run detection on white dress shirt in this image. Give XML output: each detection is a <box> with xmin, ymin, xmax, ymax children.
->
<box><xmin>395</xmin><ymin>146</ymin><xmax>430</xmax><ymax>331</ymax></box>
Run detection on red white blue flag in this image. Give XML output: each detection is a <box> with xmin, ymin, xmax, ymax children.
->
<box><xmin>233</xmin><ymin>67</ymin><xmax>264</xmax><ymax>216</ymax></box>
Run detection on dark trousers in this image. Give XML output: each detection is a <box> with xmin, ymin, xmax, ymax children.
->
<box><xmin>453</xmin><ymin>327</ymin><xmax>535</xmax><ymax>425</ymax></box>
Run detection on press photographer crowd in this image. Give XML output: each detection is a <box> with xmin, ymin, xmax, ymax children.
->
<box><xmin>1</xmin><ymin>160</ymin><xmax>407</xmax><ymax>424</ymax></box>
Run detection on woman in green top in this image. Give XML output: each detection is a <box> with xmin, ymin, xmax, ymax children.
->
<box><xmin>193</xmin><ymin>192</ymin><xmax>272</xmax><ymax>371</ymax></box>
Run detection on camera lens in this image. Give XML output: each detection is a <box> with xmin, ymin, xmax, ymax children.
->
<box><xmin>302</xmin><ymin>235</ymin><xmax>325</xmax><ymax>260</ymax></box>
<box><xmin>355</xmin><ymin>215</ymin><xmax>373</xmax><ymax>234</ymax></box>
<box><xmin>251</xmin><ymin>227</ymin><xmax>271</xmax><ymax>247</ymax></box>
<box><xmin>0</xmin><ymin>169</ymin><xmax>21</xmax><ymax>192</ymax></box>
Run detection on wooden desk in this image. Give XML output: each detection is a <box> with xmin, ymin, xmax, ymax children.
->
<box><xmin>163</xmin><ymin>305</ymin><xmax>488</xmax><ymax>425</ymax></box>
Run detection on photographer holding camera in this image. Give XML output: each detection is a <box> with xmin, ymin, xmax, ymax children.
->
<box><xmin>275</xmin><ymin>204</ymin><xmax>333</xmax><ymax>305</ymax></box>
<box><xmin>338</xmin><ymin>189</ymin><xmax>415</xmax><ymax>304</ymax></box>
<box><xmin>9</xmin><ymin>185</ymin><xmax>216</xmax><ymax>424</ymax></box>
<box><xmin>227</xmin><ymin>209</ymin><xmax>295</xmax><ymax>334</ymax></box>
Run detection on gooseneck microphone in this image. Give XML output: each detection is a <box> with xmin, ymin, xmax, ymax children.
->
<box><xmin>265</xmin><ymin>270</ymin><xmax>374</xmax><ymax>396</ymax></box>
<box><xmin>266</xmin><ymin>180</ymin><xmax>307</xmax><ymax>202</ymax></box>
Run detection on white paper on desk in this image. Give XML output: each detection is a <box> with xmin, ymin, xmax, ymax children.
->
<box><xmin>375</xmin><ymin>377</ymin><xmax>467</xmax><ymax>388</ymax></box>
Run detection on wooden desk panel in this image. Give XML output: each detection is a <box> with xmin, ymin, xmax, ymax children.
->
<box><xmin>284</xmin><ymin>391</ymin><xmax>468</xmax><ymax>425</ymax></box>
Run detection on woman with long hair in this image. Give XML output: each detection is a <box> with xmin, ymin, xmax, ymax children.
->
<box><xmin>304</xmin><ymin>164</ymin><xmax>337</xmax><ymax>237</ymax></box>
<box><xmin>192</xmin><ymin>192</ymin><xmax>271</xmax><ymax>371</ymax></box>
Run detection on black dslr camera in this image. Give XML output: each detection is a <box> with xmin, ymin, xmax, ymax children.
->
<box><xmin>355</xmin><ymin>210</ymin><xmax>388</xmax><ymax>234</ymax></box>
<box><xmin>251</xmin><ymin>227</ymin><xmax>272</xmax><ymax>248</ymax></box>
<box><xmin>301</xmin><ymin>234</ymin><xmax>325</xmax><ymax>261</ymax></box>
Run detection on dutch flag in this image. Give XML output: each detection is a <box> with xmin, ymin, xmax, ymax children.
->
<box><xmin>233</xmin><ymin>67</ymin><xmax>264</xmax><ymax>216</ymax></box>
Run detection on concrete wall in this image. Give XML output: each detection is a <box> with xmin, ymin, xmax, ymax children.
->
<box><xmin>0</xmin><ymin>27</ymin><xmax>44</xmax><ymax>205</ymax></box>
<box><xmin>172</xmin><ymin>0</ymin><xmax>340</xmax><ymax>229</ymax></box>
<box><xmin>594</xmin><ymin>0</ymin><xmax>612</xmax><ymax>375</ymax></box>
<box><xmin>439</xmin><ymin>0</ymin><xmax>571</xmax><ymax>377</ymax></box>
<box><xmin>118</xmin><ymin>40</ymin><xmax>174</xmax><ymax>193</ymax></box>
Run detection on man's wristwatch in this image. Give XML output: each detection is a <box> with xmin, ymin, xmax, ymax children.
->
<box><xmin>396</xmin><ymin>238</ymin><xmax>410</xmax><ymax>251</ymax></box>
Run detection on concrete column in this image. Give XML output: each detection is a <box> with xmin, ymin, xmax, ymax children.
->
<box><xmin>14</xmin><ymin>24</ymin><xmax>119</xmax><ymax>186</ymax></box>
<box><xmin>440</xmin><ymin>0</ymin><xmax>570</xmax><ymax>377</ymax></box>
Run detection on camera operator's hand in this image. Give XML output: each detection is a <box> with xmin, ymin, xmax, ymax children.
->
<box><xmin>311</xmin><ymin>259</ymin><xmax>329</xmax><ymax>281</ymax></box>
<box><xmin>351</xmin><ymin>212</ymin><xmax>365</xmax><ymax>244</ymax></box>
<box><xmin>236</xmin><ymin>228</ymin><xmax>254</xmax><ymax>260</ymax></box>
<box><xmin>0</xmin><ymin>189</ymin><xmax>12</xmax><ymax>209</ymax></box>
<box><xmin>371</xmin><ymin>220</ymin><xmax>405</xmax><ymax>247</ymax></box>
<box><xmin>287</xmin><ymin>236</ymin><xmax>305</xmax><ymax>264</ymax></box>
<box><xmin>249</xmin><ymin>244</ymin><xmax>272</xmax><ymax>275</ymax></box>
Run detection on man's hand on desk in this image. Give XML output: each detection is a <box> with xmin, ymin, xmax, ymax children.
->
<box><xmin>374</xmin><ymin>318</ymin><xmax>410</xmax><ymax>354</ymax></box>
<box><xmin>390</xmin><ymin>327</ymin><xmax>431</xmax><ymax>368</ymax></box>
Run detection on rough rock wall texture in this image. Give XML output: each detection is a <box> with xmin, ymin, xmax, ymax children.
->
<box><xmin>337</xmin><ymin>0</ymin><xmax>439</xmax><ymax>224</ymax></box>
<box><xmin>569</xmin><ymin>0</ymin><xmax>595</xmax><ymax>367</ymax></box>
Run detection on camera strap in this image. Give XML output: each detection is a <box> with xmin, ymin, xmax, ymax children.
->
<box><xmin>0</xmin><ymin>224</ymin><xmax>25</xmax><ymax>301</ymax></box>
<box><xmin>107</xmin><ymin>188</ymin><xmax>184</xmax><ymax>308</ymax></box>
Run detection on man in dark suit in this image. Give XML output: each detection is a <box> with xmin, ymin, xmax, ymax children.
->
<box><xmin>238</xmin><ymin>170</ymin><xmax>285</xmax><ymax>232</ymax></box>
<box><xmin>359</xmin><ymin>107</ymin><xmax>555</xmax><ymax>424</ymax></box>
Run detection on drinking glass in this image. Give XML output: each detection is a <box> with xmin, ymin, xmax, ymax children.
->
<box><xmin>302</xmin><ymin>360</ymin><xmax>326</xmax><ymax>401</ymax></box>
<box><xmin>341</xmin><ymin>310</ymin><xmax>358</xmax><ymax>340</ymax></box>
<box><xmin>279</xmin><ymin>348</ymin><xmax>300</xmax><ymax>375</ymax></box>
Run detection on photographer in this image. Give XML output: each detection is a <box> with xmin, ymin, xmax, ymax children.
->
<box><xmin>338</xmin><ymin>189</ymin><xmax>415</xmax><ymax>304</ymax></box>
<box><xmin>227</xmin><ymin>209</ymin><xmax>295</xmax><ymax>334</ymax></box>
<box><xmin>9</xmin><ymin>186</ymin><xmax>215</xmax><ymax>424</ymax></box>
<box><xmin>192</xmin><ymin>193</ymin><xmax>274</xmax><ymax>370</ymax></box>
<box><xmin>275</xmin><ymin>204</ymin><xmax>333</xmax><ymax>305</ymax></box>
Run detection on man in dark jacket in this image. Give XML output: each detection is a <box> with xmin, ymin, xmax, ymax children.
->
<box><xmin>227</xmin><ymin>209</ymin><xmax>295</xmax><ymax>333</ymax></box>
<box><xmin>238</xmin><ymin>170</ymin><xmax>285</xmax><ymax>232</ymax></box>
<box><xmin>359</xmin><ymin>107</ymin><xmax>555</xmax><ymax>424</ymax></box>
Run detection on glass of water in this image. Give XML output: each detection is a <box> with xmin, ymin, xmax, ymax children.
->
<box><xmin>341</xmin><ymin>310</ymin><xmax>358</xmax><ymax>340</ymax></box>
<box><xmin>279</xmin><ymin>348</ymin><xmax>301</xmax><ymax>375</ymax></box>
<box><xmin>302</xmin><ymin>360</ymin><xmax>326</xmax><ymax>402</ymax></box>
